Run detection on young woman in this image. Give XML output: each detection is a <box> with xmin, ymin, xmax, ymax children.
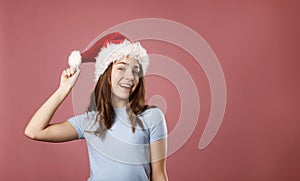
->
<box><xmin>25</xmin><ymin>32</ymin><xmax>168</xmax><ymax>181</ymax></box>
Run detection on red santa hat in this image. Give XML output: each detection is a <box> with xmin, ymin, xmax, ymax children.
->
<box><xmin>68</xmin><ymin>32</ymin><xmax>149</xmax><ymax>82</ymax></box>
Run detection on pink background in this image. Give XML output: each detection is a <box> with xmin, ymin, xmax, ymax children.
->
<box><xmin>1</xmin><ymin>0</ymin><xmax>300</xmax><ymax>180</ymax></box>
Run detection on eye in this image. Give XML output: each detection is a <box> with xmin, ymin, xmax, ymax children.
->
<box><xmin>118</xmin><ymin>67</ymin><xmax>126</xmax><ymax>71</ymax></box>
<box><xmin>133</xmin><ymin>69</ymin><xmax>140</xmax><ymax>75</ymax></box>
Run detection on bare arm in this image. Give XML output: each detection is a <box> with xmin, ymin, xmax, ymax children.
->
<box><xmin>24</xmin><ymin>67</ymin><xmax>80</xmax><ymax>142</ymax></box>
<box><xmin>150</xmin><ymin>138</ymin><xmax>168</xmax><ymax>181</ymax></box>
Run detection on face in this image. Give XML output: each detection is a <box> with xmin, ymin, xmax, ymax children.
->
<box><xmin>111</xmin><ymin>56</ymin><xmax>141</xmax><ymax>107</ymax></box>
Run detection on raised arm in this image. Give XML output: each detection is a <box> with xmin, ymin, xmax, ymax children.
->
<box><xmin>24</xmin><ymin>67</ymin><xmax>80</xmax><ymax>142</ymax></box>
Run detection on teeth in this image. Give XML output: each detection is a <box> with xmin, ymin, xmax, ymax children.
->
<box><xmin>120</xmin><ymin>83</ymin><xmax>132</xmax><ymax>88</ymax></box>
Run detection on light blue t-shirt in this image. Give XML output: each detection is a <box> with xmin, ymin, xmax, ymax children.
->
<box><xmin>68</xmin><ymin>107</ymin><xmax>167</xmax><ymax>181</ymax></box>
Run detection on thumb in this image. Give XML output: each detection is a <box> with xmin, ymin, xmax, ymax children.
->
<box><xmin>69</xmin><ymin>67</ymin><xmax>80</xmax><ymax>80</ymax></box>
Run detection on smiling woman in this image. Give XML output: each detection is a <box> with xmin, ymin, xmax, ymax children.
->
<box><xmin>24</xmin><ymin>32</ymin><xmax>168</xmax><ymax>181</ymax></box>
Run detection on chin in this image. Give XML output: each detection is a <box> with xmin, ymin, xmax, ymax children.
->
<box><xmin>112</xmin><ymin>88</ymin><xmax>135</xmax><ymax>101</ymax></box>
<box><xmin>113</xmin><ymin>93</ymin><xmax>130</xmax><ymax>100</ymax></box>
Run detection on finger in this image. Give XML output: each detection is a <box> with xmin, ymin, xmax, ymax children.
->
<box><xmin>63</xmin><ymin>70</ymin><xmax>68</xmax><ymax>77</ymax></box>
<box><xmin>75</xmin><ymin>68</ymin><xmax>80</xmax><ymax>75</ymax></box>
<box><xmin>66</xmin><ymin>68</ymin><xmax>72</xmax><ymax>77</ymax></box>
<box><xmin>70</xmin><ymin>68</ymin><xmax>80</xmax><ymax>79</ymax></box>
<box><xmin>70</xmin><ymin>67</ymin><xmax>76</xmax><ymax>75</ymax></box>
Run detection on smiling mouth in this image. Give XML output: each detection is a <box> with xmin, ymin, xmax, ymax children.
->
<box><xmin>119</xmin><ymin>83</ymin><xmax>132</xmax><ymax>89</ymax></box>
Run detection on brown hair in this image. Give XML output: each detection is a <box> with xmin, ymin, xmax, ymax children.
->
<box><xmin>88</xmin><ymin>62</ymin><xmax>152</xmax><ymax>138</ymax></box>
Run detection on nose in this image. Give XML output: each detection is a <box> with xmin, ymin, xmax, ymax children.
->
<box><xmin>124</xmin><ymin>68</ymin><xmax>134</xmax><ymax>80</ymax></box>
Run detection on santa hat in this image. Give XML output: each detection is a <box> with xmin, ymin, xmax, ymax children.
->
<box><xmin>68</xmin><ymin>32</ymin><xmax>149</xmax><ymax>82</ymax></box>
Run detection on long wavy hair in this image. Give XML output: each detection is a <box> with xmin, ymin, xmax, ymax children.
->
<box><xmin>88</xmin><ymin>61</ymin><xmax>152</xmax><ymax>138</ymax></box>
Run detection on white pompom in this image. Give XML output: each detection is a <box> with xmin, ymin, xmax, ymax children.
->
<box><xmin>68</xmin><ymin>50</ymin><xmax>82</xmax><ymax>68</ymax></box>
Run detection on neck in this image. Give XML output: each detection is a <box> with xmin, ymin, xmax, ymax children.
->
<box><xmin>111</xmin><ymin>95</ymin><xmax>128</xmax><ymax>108</ymax></box>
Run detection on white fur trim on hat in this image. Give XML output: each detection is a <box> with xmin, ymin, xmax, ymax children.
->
<box><xmin>94</xmin><ymin>39</ymin><xmax>149</xmax><ymax>82</ymax></box>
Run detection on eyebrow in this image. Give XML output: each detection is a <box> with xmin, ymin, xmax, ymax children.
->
<box><xmin>116</xmin><ymin>61</ymin><xmax>140</xmax><ymax>69</ymax></box>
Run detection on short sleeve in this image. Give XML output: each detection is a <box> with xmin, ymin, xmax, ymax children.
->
<box><xmin>67</xmin><ymin>111</ymin><xmax>97</xmax><ymax>139</ymax></box>
<box><xmin>141</xmin><ymin>108</ymin><xmax>168</xmax><ymax>143</ymax></box>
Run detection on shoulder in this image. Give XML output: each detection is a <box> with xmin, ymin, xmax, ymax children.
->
<box><xmin>140</xmin><ymin>107</ymin><xmax>164</xmax><ymax>119</ymax></box>
<box><xmin>139</xmin><ymin>107</ymin><xmax>166</xmax><ymax>127</ymax></box>
<box><xmin>70</xmin><ymin>111</ymin><xmax>98</xmax><ymax>120</ymax></box>
<box><xmin>140</xmin><ymin>107</ymin><xmax>168</xmax><ymax>141</ymax></box>
<box><xmin>68</xmin><ymin>111</ymin><xmax>98</xmax><ymax>127</ymax></box>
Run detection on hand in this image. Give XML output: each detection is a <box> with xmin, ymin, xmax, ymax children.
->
<box><xmin>60</xmin><ymin>67</ymin><xmax>80</xmax><ymax>90</ymax></box>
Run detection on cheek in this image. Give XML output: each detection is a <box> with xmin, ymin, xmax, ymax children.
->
<box><xmin>110</xmin><ymin>75</ymin><xmax>118</xmax><ymax>92</ymax></box>
<box><xmin>111</xmin><ymin>70</ymin><xmax>121</xmax><ymax>84</ymax></box>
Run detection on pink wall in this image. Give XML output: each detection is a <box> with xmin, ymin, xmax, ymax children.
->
<box><xmin>1</xmin><ymin>0</ymin><xmax>300</xmax><ymax>180</ymax></box>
